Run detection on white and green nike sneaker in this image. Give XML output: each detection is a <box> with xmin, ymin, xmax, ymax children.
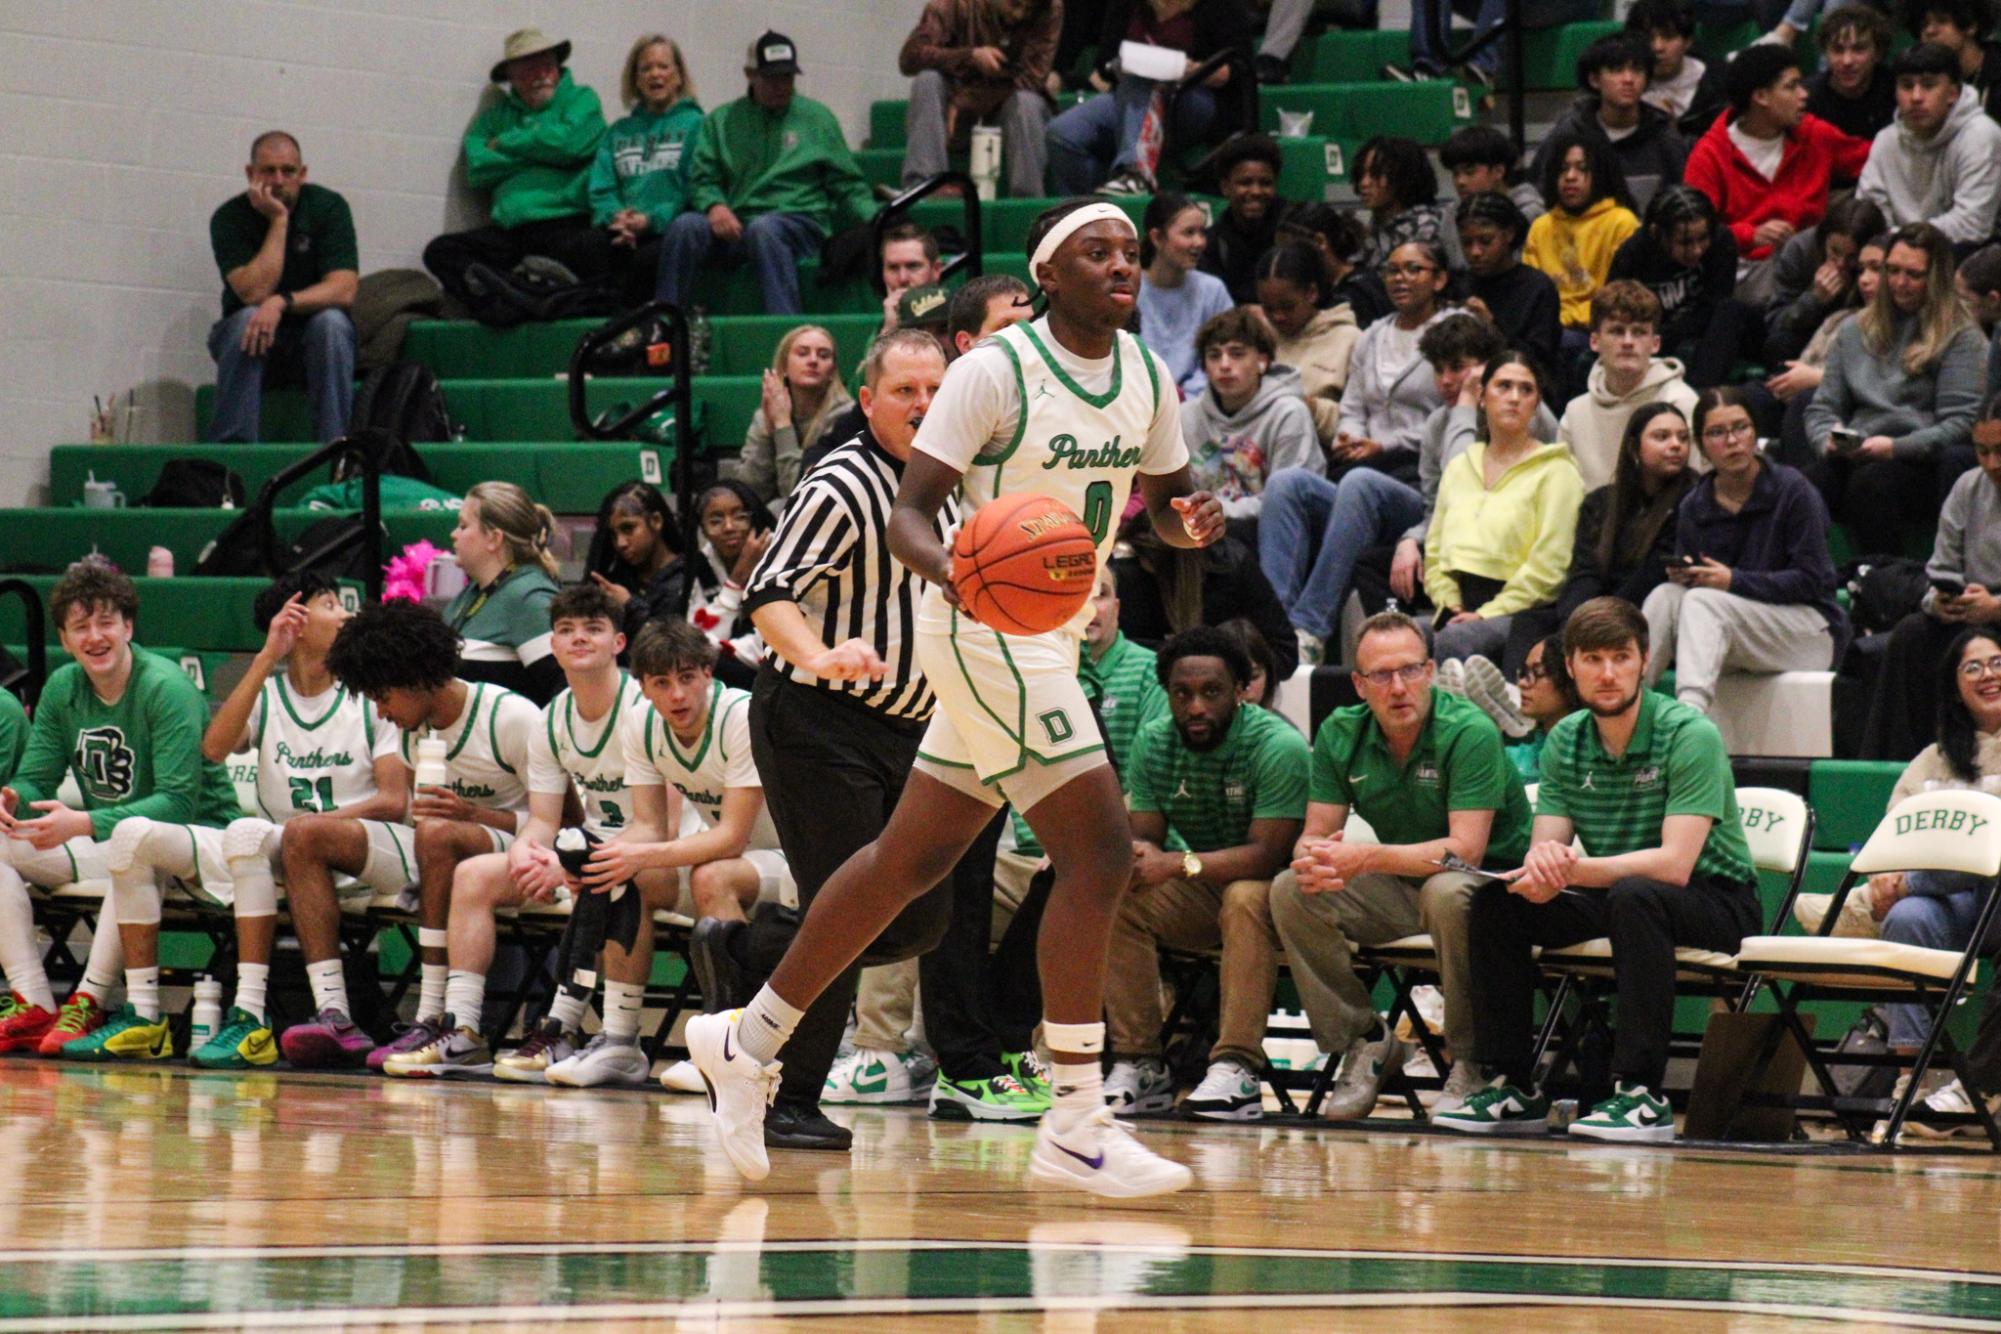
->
<box><xmin>1181</xmin><ymin>1058</ymin><xmax>1263</xmax><ymax>1121</ymax></box>
<box><xmin>822</xmin><ymin>1047</ymin><xmax>926</xmax><ymax>1105</ymax></box>
<box><xmin>1569</xmin><ymin>1083</ymin><xmax>1674</xmax><ymax>1143</ymax></box>
<box><xmin>930</xmin><ymin>1070</ymin><xmax>1050</xmax><ymax>1121</ymax></box>
<box><xmin>1431</xmin><ymin>1077</ymin><xmax>1550</xmax><ymax>1135</ymax></box>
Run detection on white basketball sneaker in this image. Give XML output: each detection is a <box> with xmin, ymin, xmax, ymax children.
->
<box><xmin>1029</xmin><ymin>1106</ymin><xmax>1194</xmax><ymax>1198</ymax></box>
<box><xmin>544</xmin><ymin>1031</ymin><xmax>650</xmax><ymax>1088</ymax></box>
<box><xmin>685</xmin><ymin>1010</ymin><xmax>783</xmax><ymax>1182</ymax></box>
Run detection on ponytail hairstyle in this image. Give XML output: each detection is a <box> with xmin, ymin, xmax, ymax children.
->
<box><xmin>1141</xmin><ymin>191</ymin><xmax>1203</xmax><ymax>268</ymax></box>
<box><xmin>464</xmin><ymin>480</ymin><xmax>559</xmax><ymax>579</ymax></box>
<box><xmin>1253</xmin><ymin>241</ymin><xmax>1333</xmax><ymax>310</ymax></box>
<box><xmin>1454</xmin><ymin>190</ymin><xmax>1530</xmax><ymax>251</ymax></box>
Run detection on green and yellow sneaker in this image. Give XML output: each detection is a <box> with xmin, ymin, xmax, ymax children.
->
<box><xmin>929</xmin><ymin>1070</ymin><xmax>1050</xmax><ymax>1122</ymax></box>
<box><xmin>191</xmin><ymin>1008</ymin><xmax>278</xmax><ymax>1070</ymax></box>
<box><xmin>1003</xmin><ymin>1049</ymin><xmax>1052</xmax><ymax>1099</ymax></box>
<box><xmin>1431</xmin><ymin>1078</ymin><xmax>1550</xmax><ymax>1136</ymax></box>
<box><xmin>65</xmin><ymin>1005</ymin><xmax>174</xmax><ymax>1063</ymax></box>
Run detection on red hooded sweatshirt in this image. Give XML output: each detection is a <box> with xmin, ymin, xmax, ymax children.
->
<box><xmin>1683</xmin><ymin>109</ymin><xmax>1872</xmax><ymax>260</ymax></box>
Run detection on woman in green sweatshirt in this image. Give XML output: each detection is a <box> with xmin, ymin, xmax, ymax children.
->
<box><xmin>590</xmin><ymin>34</ymin><xmax>705</xmax><ymax>301</ymax></box>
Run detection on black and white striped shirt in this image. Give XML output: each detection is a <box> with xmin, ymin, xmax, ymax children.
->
<box><xmin>742</xmin><ymin>428</ymin><xmax>959</xmax><ymax>721</ymax></box>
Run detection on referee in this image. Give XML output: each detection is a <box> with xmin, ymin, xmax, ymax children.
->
<box><xmin>707</xmin><ymin>327</ymin><xmax>973</xmax><ymax>1150</ymax></box>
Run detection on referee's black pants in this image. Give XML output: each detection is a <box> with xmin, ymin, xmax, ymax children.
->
<box><xmin>1468</xmin><ymin>875</ymin><xmax>1761</xmax><ymax>1092</ymax></box>
<box><xmin>747</xmin><ymin>667</ymin><xmax>956</xmax><ymax>1109</ymax></box>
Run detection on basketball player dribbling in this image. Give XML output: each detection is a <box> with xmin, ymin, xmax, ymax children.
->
<box><xmin>689</xmin><ymin>199</ymin><xmax>1226</xmax><ymax>1198</ymax></box>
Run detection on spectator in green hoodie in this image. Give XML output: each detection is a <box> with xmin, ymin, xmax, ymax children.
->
<box><xmin>654</xmin><ymin>31</ymin><xmax>879</xmax><ymax>317</ymax></box>
<box><xmin>590</xmin><ymin>34</ymin><xmax>705</xmax><ymax>304</ymax></box>
<box><xmin>423</xmin><ymin>28</ymin><xmax>610</xmax><ymax>314</ymax></box>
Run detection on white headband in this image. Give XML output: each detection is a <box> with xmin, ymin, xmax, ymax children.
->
<box><xmin>1029</xmin><ymin>203</ymin><xmax>1138</xmax><ymax>281</ymax></box>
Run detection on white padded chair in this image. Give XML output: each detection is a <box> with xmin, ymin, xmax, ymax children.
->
<box><xmin>1735</xmin><ymin>788</ymin><xmax>2001</xmax><ymax>1147</ymax></box>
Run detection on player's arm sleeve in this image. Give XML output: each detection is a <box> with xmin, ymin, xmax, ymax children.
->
<box><xmin>526</xmin><ymin>708</ymin><xmax>570</xmax><ymax>797</ymax></box>
<box><xmin>622</xmin><ymin>705</ymin><xmax>666</xmax><ymax>789</ymax></box>
<box><xmin>1138</xmin><ymin>347</ymin><xmax>1191</xmax><ymax>475</ymax></box>
<box><xmin>720</xmin><ymin>696</ymin><xmax>761</xmax><ymax>791</ymax></box>
<box><xmin>1252</xmin><ymin>726</ymin><xmax>1311</xmax><ymax>821</ymax></box>
<box><xmin>911</xmin><ymin>344</ymin><xmax>1015</xmax><ymax>475</ymax></box>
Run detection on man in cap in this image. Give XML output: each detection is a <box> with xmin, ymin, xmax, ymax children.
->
<box><xmin>423</xmin><ymin>28</ymin><xmax>611</xmax><ymax>315</ymax></box>
<box><xmin>206</xmin><ymin>130</ymin><xmax>357</xmax><ymax>443</ymax></box>
<box><xmin>896</xmin><ymin>0</ymin><xmax>1061</xmax><ymax>198</ymax></box>
<box><xmin>655</xmin><ymin>31</ymin><xmax>878</xmax><ymax>317</ymax></box>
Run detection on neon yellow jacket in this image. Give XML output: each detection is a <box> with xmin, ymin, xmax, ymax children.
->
<box><xmin>1424</xmin><ymin>439</ymin><xmax>1586</xmax><ymax>618</ymax></box>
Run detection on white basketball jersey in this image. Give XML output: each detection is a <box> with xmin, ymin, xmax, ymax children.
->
<box><xmin>249</xmin><ymin>678</ymin><xmax>401</xmax><ymax>821</ymax></box>
<box><xmin>622</xmin><ymin>681</ymin><xmax>780</xmax><ymax>852</ymax></box>
<box><xmin>528</xmin><ymin>674</ymin><xmax>648</xmax><ymax>838</ymax></box>
<box><xmin>913</xmin><ymin>317</ymin><xmax>1187</xmax><ymax>637</ymax></box>
<box><xmin>398</xmin><ymin>680</ymin><xmax>537</xmax><ymax>817</ymax></box>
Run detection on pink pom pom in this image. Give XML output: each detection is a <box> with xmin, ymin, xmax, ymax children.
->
<box><xmin>381</xmin><ymin>540</ymin><xmax>445</xmax><ymax>603</ymax></box>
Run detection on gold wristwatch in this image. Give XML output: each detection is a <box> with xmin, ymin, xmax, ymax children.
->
<box><xmin>1181</xmin><ymin>851</ymin><xmax>1204</xmax><ymax>880</ymax></box>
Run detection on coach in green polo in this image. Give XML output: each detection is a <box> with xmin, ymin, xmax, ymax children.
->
<box><xmin>1272</xmin><ymin>610</ymin><xmax>1533</xmax><ymax>1124</ymax></box>
<box><xmin>1437</xmin><ymin>597</ymin><xmax>1760</xmax><ymax>1145</ymax></box>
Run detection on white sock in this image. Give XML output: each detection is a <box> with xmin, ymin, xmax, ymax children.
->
<box><xmin>604</xmin><ymin>980</ymin><xmax>646</xmax><ymax>1040</ymax></box>
<box><xmin>444</xmin><ymin>970</ymin><xmax>485</xmax><ymax>1031</ymax></box>
<box><xmin>234</xmin><ymin>963</ymin><xmax>270</xmax><ymax>1022</ymax></box>
<box><xmin>548</xmin><ymin>989</ymin><xmax>589</xmax><ymax>1034</ymax></box>
<box><xmin>306</xmin><ymin>958</ymin><xmax>348</xmax><ymax>1016</ymax></box>
<box><xmin>736</xmin><ymin>984</ymin><xmax>804</xmax><ymax>1066</ymax></box>
<box><xmin>419</xmin><ymin>964</ymin><xmax>448</xmax><ymax>1022</ymax></box>
<box><xmin>1050</xmin><ymin>1060</ymin><xmax>1105</xmax><ymax>1124</ymax></box>
<box><xmin>80</xmin><ymin>885</ymin><xmax>121</xmax><ymax>1003</ymax></box>
<box><xmin>0</xmin><ymin>872</ymin><xmax>55</xmax><ymax>1011</ymax></box>
<box><xmin>127</xmin><ymin>966</ymin><xmax>162</xmax><ymax>1022</ymax></box>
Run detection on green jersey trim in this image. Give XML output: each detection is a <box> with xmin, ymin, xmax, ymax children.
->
<box><xmin>564</xmin><ymin>675</ymin><xmax>629</xmax><ymax>760</ymax></box>
<box><xmin>1019</xmin><ymin>321</ymin><xmax>1124</xmax><ymax>410</ymax></box>
<box><xmin>274</xmin><ymin>676</ymin><xmax>346</xmax><ymax>732</ymax></box>
<box><xmin>916</xmin><ymin>749</ymin><xmax>977</xmax><ymax>769</ymax></box>
<box><xmin>1138</xmin><ymin>335</ymin><xmax>1160</xmax><ymax>418</ymax></box>
<box><xmin>663</xmin><ymin>680</ymin><xmax>724</xmax><ymax>775</ymax></box>
<box><xmin>973</xmin><ymin>336</ymin><xmax>1032</xmax><ymax>470</ymax></box>
<box><xmin>443</xmin><ymin>685</ymin><xmax>486</xmax><ymax>764</ymax></box>
<box><xmin>487</xmin><ymin>692</ymin><xmax>516</xmax><ymax>775</ymax></box>
<box><xmin>948</xmin><ymin>608</ymin><xmax>1029</xmax><ymax>782</ymax></box>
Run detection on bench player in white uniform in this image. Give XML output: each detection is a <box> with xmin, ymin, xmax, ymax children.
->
<box><xmin>278</xmin><ymin>601</ymin><xmax>538</xmax><ymax>1068</ymax></box>
<box><xmin>567</xmin><ymin>616</ymin><xmax>793</xmax><ymax>1091</ymax></box>
<box><xmin>99</xmin><ymin>573</ymin><xmax>407</xmax><ymax>1069</ymax></box>
<box><xmin>691</xmin><ymin>200</ymin><xmax>1225</xmax><ymax>1196</ymax></box>
<box><xmin>383</xmin><ymin>585</ymin><xmax>647</xmax><ymax>1080</ymax></box>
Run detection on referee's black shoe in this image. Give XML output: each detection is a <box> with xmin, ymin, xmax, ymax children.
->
<box><xmin>766</xmin><ymin>1101</ymin><xmax>854</xmax><ymax>1152</ymax></box>
<box><xmin>691</xmin><ymin>917</ymin><xmax>749</xmax><ymax>1013</ymax></box>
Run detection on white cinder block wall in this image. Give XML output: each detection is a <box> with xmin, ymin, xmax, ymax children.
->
<box><xmin>0</xmin><ymin>1</ymin><xmax>923</xmax><ymax>506</ymax></box>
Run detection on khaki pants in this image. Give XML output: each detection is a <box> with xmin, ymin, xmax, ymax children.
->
<box><xmin>1268</xmin><ymin>869</ymin><xmax>1480</xmax><ymax>1055</ymax></box>
<box><xmin>853</xmin><ymin>960</ymin><xmax>920</xmax><ymax>1054</ymax></box>
<box><xmin>1104</xmin><ymin>877</ymin><xmax>1278</xmax><ymax>1070</ymax></box>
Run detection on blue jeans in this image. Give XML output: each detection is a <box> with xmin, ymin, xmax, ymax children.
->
<box><xmin>1046</xmin><ymin>78</ymin><xmax>1217</xmax><ymax>194</ymax></box>
<box><xmin>1258</xmin><ymin>467</ymin><xmax>1426</xmax><ymax>641</ymax></box>
<box><xmin>653</xmin><ymin>210</ymin><xmax>822</xmax><ymax>317</ymax></box>
<box><xmin>1881</xmin><ymin>871</ymin><xmax>2001</xmax><ymax>1048</ymax></box>
<box><xmin>1411</xmin><ymin>0</ymin><xmax>1601</xmax><ymax>76</ymax></box>
<box><xmin>206</xmin><ymin>306</ymin><xmax>355</xmax><ymax>443</ymax></box>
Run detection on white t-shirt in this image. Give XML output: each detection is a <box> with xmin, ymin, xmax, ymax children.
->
<box><xmin>1644</xmin><ymin>58</ymin><xmax>1706</xmax><ymax>119</ymax></box>
<box><xmin>527</xmin><ymin>673</ymin><xmax>648</xmax><ymax>838</ymax></box>
<box><xmin>1727</xmin><ymin>120</ymin><xmax>1786</xmax><ymax>183</ymax></box>
<box><xmin>622</xmin><ymin>681</ymin><xmax>781</xmax><ymax>852</ymax></box>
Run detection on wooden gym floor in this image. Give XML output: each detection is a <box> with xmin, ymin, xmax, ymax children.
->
<box><xmin>2</xmin><ymin>1062</ymin><xmax>1999</xmax><ymax>1330</ymax></box>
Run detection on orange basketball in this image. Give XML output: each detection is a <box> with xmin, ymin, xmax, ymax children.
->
<box><xmin>950</xmin><ymin>493</ymin><xmax>1098</xmax><ymax>635</ymax></box>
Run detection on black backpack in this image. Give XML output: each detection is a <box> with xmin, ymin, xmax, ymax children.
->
<box><xmin>330</xmin><ymin>425</ymin><xmax>433</xmax><ymax>485</ymax></box>
<box><xmin>140</xmin><ymin>458</ymin><xmax>246</xmax><ymax>509</ymax></box>
<box><xmin>351</xmin><ymin>363</ymin><xmax>451</xmax><ymax>451</ymax></box>
<box><xmin>1843</xmin><ymin>557</ymin><xmax>1931</xmax><ymax>636</ymax></box>
<box><xmin>194</xmin><ymin>512</ymin><xmax>379</xmax><ymax>580</ymax></box>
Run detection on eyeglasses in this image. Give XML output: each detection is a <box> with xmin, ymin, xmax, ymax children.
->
<box><xmin>1358</xmin><ymin>662</ymin><xmax>1429</xmax><ymax>688</ymax></box>
<box><xmin>1381</xmin><ymin>263</ymin><xmax>1439</xmax><ymax>279</ymax></box>
<box><xmin>1518</xmin><ymin>664</ymin><xmax>1549</xmax><ymax>684</ymax></box>
<box><xmin>1701</xmin><ymin>420</ymin><xmax>1757</xmax><ymax>442</ymax></box>
<box><xmin>1961</xmin><ymin>656</ymin><xmax>2001</xmax><ymax>680</ymax></box>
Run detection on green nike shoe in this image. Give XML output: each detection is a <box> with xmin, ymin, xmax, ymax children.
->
<box><xmin>66</xmin><ymin>1005</ymin><xmax>174</xmax><ymax>1062</ymax></box>
<box><xmin>191</xmin><ymin>1008</ymin><xmax>278</xmax><ymax>1070</ymax></box>
<box><xmin>1431</xmin><ymin>1078</ymin><xmax>1550</xmax><ymax>1135</ymax></box>
<box><xmin>929</xmin><ymin>1070</ymin><xmax>1050</xmax><ymax>1122</ymax></box>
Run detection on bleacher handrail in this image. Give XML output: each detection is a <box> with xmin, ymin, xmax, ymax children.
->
<box><xmin>249</xmin><ymin>436</ymin><xmax>386</xmax><ymax>602</ymax></box>
<box><xmin>872</xmin><ymin>173</ymin><xmax>984</xmax><ymax>292</ymax></box>
<box><xmin>1164</xmin><ymin>48</ymin><xmax>1257</xmax><ymax>183</ymax></box>
<box><xmin>567</xmin><ymin>300</ymin><xmax>697</xmax><ymax>541</ymax></box>
<box><xmin>0</xmin><ymin>579</ymin><xmax>47</xmax><ymax>711</ymax></box>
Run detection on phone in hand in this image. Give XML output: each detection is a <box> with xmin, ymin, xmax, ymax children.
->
<box><xmin>1933</xmin><ymin>573</ymin><xmax>1968</xmax><ymax>600</ymax></box>
<box><xmin>1829</xmin><ymin>428</ymin><xmax>1862</xmax><ymax>455</ymax></box>
<box><xmin>1678</xmin><ymin>553</ymin><xmax>1703</xmax><ymax>569</ymax></box>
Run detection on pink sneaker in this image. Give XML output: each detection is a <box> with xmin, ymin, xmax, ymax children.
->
<box><xmin>366</xmin><ymin>1016</ymin><xmax>447</xmax><ymax>1071</ymax></box>
<box><xmin>279</xmin><ymin>1008</ymin><xmax>377</xmax><ymax>1069</ymax></box>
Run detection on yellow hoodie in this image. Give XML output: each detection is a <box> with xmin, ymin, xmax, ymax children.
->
<box><xmin>1424</xmin><ymin>438</ymin><xmax>1586</xmax><ymax>617</ymax></box>
<box><xmin>1522</xmin><ymin>197</ymin><xmax>1640</xmax><ymax>329</ymax></box>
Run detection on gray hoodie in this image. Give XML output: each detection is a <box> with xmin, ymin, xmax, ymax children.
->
<box><xmin>1336</xmin><ymin>307</ymin><xmax>1454</xmax><ymax>459</ymax></box>
<box><xmin>1802</xmin><ymin>314</ymin><xmax>1987</xmax><ymax>461</ymax></box>
<box><xmin>1557</xmin><ymin>356</ymin><xmax>1701</xmax><ymax>490</ymax></box>
<box><xmin>1180</xmin><ymin>365</ymin><xmax>1323</xmax><ymax>519</ymax></box>
<box><xmin>1857</xmin><ymin>84</ymin><xmax>2001</xmax><ymax>246</ymax></box>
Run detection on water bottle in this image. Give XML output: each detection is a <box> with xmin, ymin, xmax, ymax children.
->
<box><xmin>414</xmin><ymin>736</ymin><xmax>449</xmax><ymax>823</ymax></box>
<box><xmin>969</xmin><ymin>125</ymin><xmax>1003</xmax><ymax>202</ymax></box>
<box><xmin>190</xmin><ymin>977</ymin><xmax>224</xmax><ymax>1049</ymax></box>
<box><xmin>688</xmin><ymin>306</ymin><xmax>712</xmax><ymax>375</ymax></box>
